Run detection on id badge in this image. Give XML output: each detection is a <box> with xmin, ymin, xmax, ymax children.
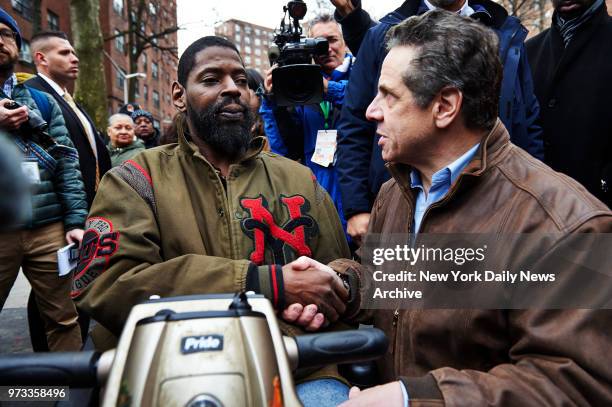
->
<box><xmin>21</xmin><ymin>160</ymin><xmax>41</xmax><ymax>185</ymax></box>
<box><xmin>311</xmin><ymin>130</ymin><xmax>338</xmax><ymax>168</ymax></box>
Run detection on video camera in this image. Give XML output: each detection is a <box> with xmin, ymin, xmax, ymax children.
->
<box><xmin>269</xmin><ymin>0</ymin><xmax>329</xmax><ymax>106</ymax></box>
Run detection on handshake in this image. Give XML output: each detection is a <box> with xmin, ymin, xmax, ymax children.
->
<box><xmin>280</xmin><ymin>256</ymin><xmax>349</xmax><ymax>331</ymax></box>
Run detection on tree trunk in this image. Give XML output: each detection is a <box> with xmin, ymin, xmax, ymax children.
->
<box><xmin>70</xmin><ymin>0</ymin><xmax>108</xmax><ymax>130</ymax></box>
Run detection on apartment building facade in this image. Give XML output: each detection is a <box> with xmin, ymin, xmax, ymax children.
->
<box><xmin>215</xmin><ymin>18</ymin><xmax>275</xmax><ymax>75</ymax></box>
<box><xmin>1</xmin><ymin>0</ymin><xmax>178</xmax><ymax>130</ymax></box>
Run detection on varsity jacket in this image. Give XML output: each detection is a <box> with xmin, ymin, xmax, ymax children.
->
<box><xmin>74</xmin><ymin>131</ymin><xmax>351</xmax><ymax>367</ymax></box>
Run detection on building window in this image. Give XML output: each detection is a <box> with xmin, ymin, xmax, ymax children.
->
<box><xmin>255</xmin><ymin>57</ymin><xmax>261</xmax><ymax>66</ymax></box>
<box><xmin>19</xmin><ymin>40</ymin><xmax>32</xmax><ymax>64</ymax></box>
<box><xmin>255</xmin><ymin>48</ymin><xmax>261</xmax><ymax>56</ymax></box>
<box><xmin>235</xmin><ymin>24</ymin><xmax>241</xmax><ymax>33</ymax></box>
<box><xmin>255</xmin><ymin>38</ymin><xmax>261</xmax><ymax>46</ymax></box>
<box><xmin>113</xmin><ymin>0</ymin><xmax>123</xmax><ymax>14</ymax></box>
<box><xmin>153</xmin><ymin>91</ymin><xmax>160</xmax><ymax>109</ymax></box>
<box><xmin>244</xmin><ymin>55</ymin><xmax>251</xmax><ymax>65</ymax></box>
<box><xmin>255</xmin><ymin>28</ymin><xmax>261</xmax><ymax>36</ymax></box>
<box><xmin>141</xmin><ymin>52</ymin><xmax>147</xmax><ymax>72</ymax></box>
<box><xmin>135</xmin><ymin>83</ymin><xmax>140</xmax><ymax>99</ymax></box>
<box><xmin>11</xmin><ymin>0</ymin><xmax>34</xmax><ymax>21</ymax></box>
<box><xmin>114</xmin><ymin>29</ymin><xmax>125</xmax><ymax>53</ymax></box>
<box><xmin>245</xmin><ymin>37</ymin><xmax>250</xmax><ymax>45</ymax></box>
<box><xmin>245</xmin><ymin>26</ymin><xmax>251</xmax><ymax>35</ymax></box>
<box><xmin>235</xmin><ymin>34</ymin><xmax>241</xmax><ymax>43</ymax></box>
<box><xmin>143</xmin><ymin>84</ymin><xmax>148</xmax><ymax>101</ymax></box>
<box><xmin>47</xmin><ymin>10</ymin><xmax>60</xmax><ymax>31</ymax></box>
<box><xmin>244</xmin><ymin>46</ymin><xmax>251</xmax><ymax>54</ymax></box>
<box><xmin>116</xmin><ymin>68</ymin><xmax>125</xmax><ymax>90</ymax></box>
<box><xmin>152</xmin><ymin>62</ymin><xmax>158</xmax><ymax>79</ymax></box>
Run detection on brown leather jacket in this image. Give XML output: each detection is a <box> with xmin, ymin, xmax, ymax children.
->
<box><xmin>331</xmin><ymin>120</ymin><xmax>612</xmax><ymax>406</ymax></box>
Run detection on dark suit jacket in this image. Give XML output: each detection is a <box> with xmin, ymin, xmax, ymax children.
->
<box><xmin>527</xmin><ymin>4</ymin><xmax>612</xmax><ymax>208</ymax></box>
<box><xmin>26</xmin><ymin>75</ymin><xmax>112</xmax><ymax>208</ymax></box>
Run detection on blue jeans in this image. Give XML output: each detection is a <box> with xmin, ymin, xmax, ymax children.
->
<box><xmin>296</xmin><ymin>378</ymin><xmax>350</xmax><ymax>406</ymax></box>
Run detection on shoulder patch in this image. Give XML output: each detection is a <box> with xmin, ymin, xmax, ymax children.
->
<box><xmin>111</xmin><ymin>160</ymin><xmax>157</xmax><ymax>215</ymax></box>
<box><xmin>72</xmin><ymin>217</ymin><xmax>120</xmax><ymax>298</ymax></box>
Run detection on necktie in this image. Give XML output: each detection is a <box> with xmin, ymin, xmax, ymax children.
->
<box><xmin>63</xmin><ymin>92</ymin><xmax>100</xmax><ymax>189</ymax></box>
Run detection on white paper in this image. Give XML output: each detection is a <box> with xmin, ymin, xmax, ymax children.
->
<box><xmin>21</xmin><ymin>161</ymin><xmax>41</xmax><ymax>184</ymax></box>
<box><xmin>311</xmin><ymin>130</ymin><xmax>338</xmax><ymax>168</ymax></box>
<box><xmin>57</xmin><ymin>243</ymin><xmax>76</xmax><ymax>277</ymax></box>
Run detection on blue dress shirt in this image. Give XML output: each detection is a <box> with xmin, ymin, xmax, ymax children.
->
<box><xmin>410</xmin><ymin>143</ymin><xmax>480</xmax><ymax>235</ymax></box>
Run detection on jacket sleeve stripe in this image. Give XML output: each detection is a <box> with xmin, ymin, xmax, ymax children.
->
<box><xmin>111</xmin><ymin>161</ymin><xmax>157</xmax><ymax>215</ymax></box>
<box><xmin>125</xmin><ymin>159</ymin><xmax>153</xmax><ymax>186</ymax></box>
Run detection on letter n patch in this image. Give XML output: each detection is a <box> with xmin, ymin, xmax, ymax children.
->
<box><xmin>240</xmin><ymin>195</ymin><xmax>317</xmax><ymax>265</ymax></box>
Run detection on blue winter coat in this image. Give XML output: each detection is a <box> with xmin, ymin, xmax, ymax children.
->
<box><xmin>336</xmin><ymin>0</ymin><xmax>544</xmax><ymax>219</ymax></box>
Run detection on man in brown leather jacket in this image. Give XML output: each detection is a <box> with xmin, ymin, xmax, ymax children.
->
<box><xmin>289</xmin><ymin>10</ymin><xmax>612</xmax><ymax>406</ymax></box>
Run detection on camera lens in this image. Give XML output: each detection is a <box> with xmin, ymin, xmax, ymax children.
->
<box><xmin>281</xmin><ymin>74</ymin><xmax>317</xmax><ymax>103</ymax></box>
<box><xmin>273</xmin><ymin>65</ymin><xmax>323</xmax><ymax>106</ymax></box>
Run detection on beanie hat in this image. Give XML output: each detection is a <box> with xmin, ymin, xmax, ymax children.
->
<box><xmin>118</xmin><ymin>102</ymin><xmax>140</xmax><ymax>115</ymax></box>
<box><xmin>131</xmin><ymin>109</ymin><xmax>154</xmax><ymax>123</ymax></box>
<box><xmin>0</xmin><ymin>8</ymin><xmax>21</xmax><ymax>49</ymax></box>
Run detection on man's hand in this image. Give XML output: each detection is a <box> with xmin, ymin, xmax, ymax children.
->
<box><xmin>282</xmin><ymin>256</ymin><xmax>348</xmax><ymax>322</ymax></box>
<box><xmin>282</xmin><ymin>303</ymin><xmax>326</xmax><ymax>331</ymax></box>
<box><xmin>65</xmin><ymin>228</ymin><xmax>84</xmax><ymax>247</ymax></box>
<box><xmin>330</xmin><ymin>0</ymin><xmax>356</xmax><ymax>17</ymax></box>
<box><xmin>264</xmin><ymin>64</ymin><xmax>277</xmax><ymax>94</ymax></box>
<box><xmin>0</xmin><ymin>99</ymin><xmax>29</xmax><ymax>131</ymax></box>
<box><xmin>347</xmin><ymin>212</ymin><xmax>370</xmax><ymax>245</ymax></box>
<box><xmin>339</xmin><ymin>382</ymin><xmax>404</xmax><ymax>407</ymax></box>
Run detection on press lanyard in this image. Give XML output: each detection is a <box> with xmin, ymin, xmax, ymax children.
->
<box><xmin>319</xmin><ymin>101</ymin><xmax>331</xmax><ymax>129</ymax></box>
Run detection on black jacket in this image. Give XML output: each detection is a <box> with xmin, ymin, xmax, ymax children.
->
<box><xmin>526</xmin><ymin>3</ymin><xmax>612</xmax><ymax>208</ymax></box>
<box><xmin>25</xmin><ymin>75</ymin><xmax>112</xmax><ymax>208</ymax></box>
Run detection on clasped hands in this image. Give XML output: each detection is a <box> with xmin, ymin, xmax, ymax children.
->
<box><xmin>281</xmin><ymin>256</ymin><xmax>348</xmax><ymax>331</ymax></box>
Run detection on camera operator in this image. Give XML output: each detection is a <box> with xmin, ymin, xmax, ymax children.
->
<box><xmin>0</xmin><ymin>8</ymin><xmax>87</xmax><ymax>351</ymax></box>
<box><xmin>261</xmin><ymin>13</ymin><xmax>354</xmax><ymax>242</ymax></box>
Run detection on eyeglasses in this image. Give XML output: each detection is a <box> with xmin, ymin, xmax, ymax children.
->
<box><xmin>0</xmin><ymin>29</ymin><xmax>17</xmax><ymax>44</ymax></box>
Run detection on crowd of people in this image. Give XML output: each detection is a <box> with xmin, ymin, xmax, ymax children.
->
<box><xmin>0</xmin><ymin>0</ymin><xmax>611</xmax><ymax>406</ymax></box>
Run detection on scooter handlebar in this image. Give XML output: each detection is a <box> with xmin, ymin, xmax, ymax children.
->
<box><xmin>293</xmin><ymin>328</ymin><xmax>388</xmax><ymax>370</ymax></box>
<box><xmin>0</xmin><ymin>351</ymin><xmax>100</xmax><ymax>387</ymax></box>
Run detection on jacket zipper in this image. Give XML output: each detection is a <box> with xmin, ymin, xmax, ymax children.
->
<box><xmin>392</xmin><ymin>177</ymin><xmax>465</xmax><ymax>373</ymax></box>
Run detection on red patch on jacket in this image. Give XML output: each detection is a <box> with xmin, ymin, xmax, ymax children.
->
<box><xmin>240</xmin><ymin>195</ymin><xmax>317</xmax><ymax>265</ymax></box>
<box><xmin>71</xmin><ymin>217</ymin><xmax>120</xmax><ymax>298</ymax></box>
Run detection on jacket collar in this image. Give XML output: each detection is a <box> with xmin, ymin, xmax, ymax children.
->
<box><xmin>107</xmin><ymin>139</ymin><xmax>144</xmax><ymax>153</ymax></box>
<box><xmin>387</xmin><ymin>119</ymin><xmax>511</xmax><ymax>202</ymax></box>
<box><xmin>550</xmin><ymin>1</ymin><xmax>608</xmax><ymax>82</ymax></box>
<box><xmin>384</xmin><ymin>0</ymin><xmax>507</xmax><ymax>29</ymax></box>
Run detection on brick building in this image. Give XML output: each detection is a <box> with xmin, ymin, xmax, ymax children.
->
<box><xmin>0</xmin><ymin>0</ymin><xmax>71</xmax><ymax>73</ymax></box>
<box><xmin>215</xmin><ymin>19</ymin><xmax>275</xmax><ymax>76</ymax></box>
<box><xmin>101</xmin><ymin>0</ymin><xmax>178</xmax><ymax>130</ymax></box>
<box><xmin>1</xmin><ymin>0</ymin><xmax>178</xmax><ymax>131</ymax></box>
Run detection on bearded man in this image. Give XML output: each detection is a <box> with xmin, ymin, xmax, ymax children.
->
<box><xmin>74</xmin><ymin>36</ymin><xmax>355</xmax><ymax>406</ymax></box>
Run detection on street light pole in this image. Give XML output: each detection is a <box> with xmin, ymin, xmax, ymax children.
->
<box><xmin>123</xmin><ymin>72</ymin><xmax>147</xmax><ymax>105</ymax></box>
